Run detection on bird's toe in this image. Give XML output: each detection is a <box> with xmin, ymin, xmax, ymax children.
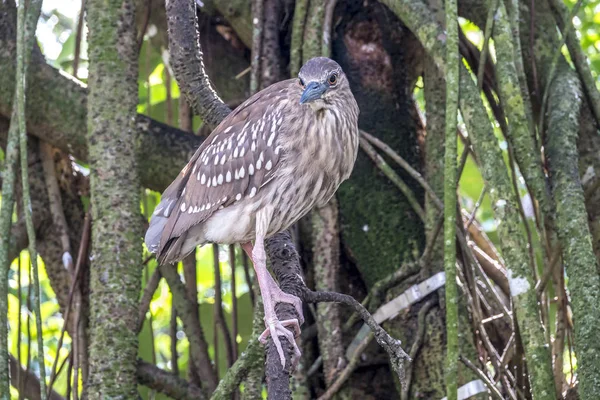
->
<box><xmin>259</xmin><ymin>318</ymin><xmax>302</xmax><ymax>369</ymax></box>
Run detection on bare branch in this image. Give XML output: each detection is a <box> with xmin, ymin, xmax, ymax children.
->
<box><xmin>9</xmin><ymin>355</ymin><xmax>64</xmax><ymax>400</ymax></box>
<box><xmin>165</xmin><ymin>0</ymin><xmax>230</xmax><ymax>129</ymax></box>
<box><xmin>159</xmin><ymin>262</ymin><xmax>218</xmax><ymax>393</ymax></box>
<box><xmin>136</xmin><ymin>359</ymin><xmax>206</xmax><ymax>400</ymax></box>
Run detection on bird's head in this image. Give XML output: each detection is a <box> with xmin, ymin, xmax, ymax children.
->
<box><xmin>298</xmin><ymin>57</ymin><xmax>348</xmax><ymax>110</ymax></box>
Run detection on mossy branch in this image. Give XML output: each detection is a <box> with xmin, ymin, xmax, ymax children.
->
<box><xmin>492</xmin><ymin>1</ymin><xmax>550</xmax><ymax>225</ymax></box>
<box><xmin>289</xmin><ymin>0</ymin><xmax>308</xmax><ymax>76</ymax></box>
<box><xmin>443</xmin><ymin>0</ymin><xmax>459</xmax><ymax>397</ymax></box>
<box><xmin>545</xmin><ymin>63</ymin><xmax>600</xmax><ymax>398</ymax></box>
<box><xmin>458</xmin><ymin>65</ymin><xmax>556</xmax><ymax>400</ymax></box>
<box><xmin>547</xmin><ymin>0</ymin><xmax>600</xmax><ymax>128</ymax></box>
<box><xmin>0</xmin><ymin>0</ymin><xmax>43</xmax><ymax>397</ymax></box>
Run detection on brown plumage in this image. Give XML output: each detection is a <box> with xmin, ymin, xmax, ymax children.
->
<box><xmin>145</xmin><ymin>57</ymin><xmax>359</xmax><ymax>367</ymax></box>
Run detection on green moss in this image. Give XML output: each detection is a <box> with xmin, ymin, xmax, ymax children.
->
<box><xmin>302</xmin><ymin>0</ymin><xmax>325</xmax><ymax>61</ymax></box>
<box><xmin>85</xmin><ymin>0</ymin><xmax>143</xmax><ymax>398</ymax></box>
<box><xmin>546</xmin><ymin>63</ymin><xmax>600</xmax><ymax>398</ymax></box>
<box><xmin>459</xmin><ymin>65</ymin><xmax>556</xmax><ymax>400</ymax></box>
<box><xmin>492</xmin><ymin>2</ymin><xmax>550</xmax><ymax>222</ymax></box>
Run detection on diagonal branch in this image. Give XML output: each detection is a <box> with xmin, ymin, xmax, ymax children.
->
<box><xmin>165</xmin><ymin>0</ymin><xmax>230</xmax><ymax>129</ymax></box>
<box><xmin>136</xmin><ymin>359</ymin><xmax>206</xmax><ymax>400</ymax></box>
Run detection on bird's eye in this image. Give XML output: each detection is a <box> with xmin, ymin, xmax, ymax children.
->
<box><xmin>328</xmin><ymin>73</ymin><xmax>338</xmax><ymax>86</ymax></box>
<box><xmin>299</xmin><ymin>78</ymin><xmax>305</xmax><ymax>87</ymax></box>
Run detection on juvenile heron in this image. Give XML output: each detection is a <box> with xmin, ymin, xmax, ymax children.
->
<box><xmin>145</xmin><ymin>57</ymin><xmax>359</xmax><ymax>367</ymax></box>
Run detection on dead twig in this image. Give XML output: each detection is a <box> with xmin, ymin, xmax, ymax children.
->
<box><xmin>459</xmin><ymin>355</ymin><xmax>504</xmax><ymax>400</ymax></box>
<box><xmin>39</xmin><ymin>142</ymin><xmax>72</xmax><ymax>269</ymax></box>
<box><xmin>401</xmin><ymin>300</ymin><xmax>435</xmax><ymax>400</ymax></box>
<box><xmin>229</xmin><ymin>245</ymin><xmax>239</xmax><ymax>360</ymax></box>
<box><xmin>213</xmin><ymin>244</ymin><xmax>235</xmax><ymax>368</ymax></box>
<box><xmin>137</xmin><ymin>265</ymin><xmax>162</xmax><ymax>333</ymax></box>
<box><xmin>47</xmin><ymin>212</ymin><xmax>91</xmax><ymax>397</ymax></box>
<box><xmin>72</xmin><ymin>0</ymin><xmax>86</xmax><ymax>78</ymax></box>
<box><xmin>303</xmin><ymin>289</ymin><xmax>410</xmax><ymax>382</ymax></box>
<box><xmin>361</xmin><ymin>130</ymin><xmax>443</xmax><ymax>210</ymax></box>
<box><xmin>359</xmin><ymin>137</ymin><xmax>425</xmax><ymax>221</ymax></box>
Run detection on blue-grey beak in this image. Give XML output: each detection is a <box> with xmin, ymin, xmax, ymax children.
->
<box><xmin>300</xmin><ymin>81</ymin><xmax>328</xmax><ymax>104</ymax></box>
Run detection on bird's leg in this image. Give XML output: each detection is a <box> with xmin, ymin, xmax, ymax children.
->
<box><xmin>241</xmin><ymin>240</ymin><xmax>303</xmax><ymax>368</ymax></box>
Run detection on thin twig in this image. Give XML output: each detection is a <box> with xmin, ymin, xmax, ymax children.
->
<box><xmin>170</xmin><ymin>302</ymin><xmax>178</xmax><ymax>376</ymax></box>
<box><xmin>317</xmin><ymin>331</ymin><xmax>372</xmax><ymax>400</ymax></box>
<box><xmin>361</xmin><ymin>130</ymin><xmax>443</xmax><ymax>210</ymax></box>
<box><xmin>137</xmin><ymin>266</ymin><xmax>162</xmax><ymax>333</ymax></box>
<box><xmin>213</xmin><ymin>244</ymin><xmax>234</xmax><ymax>368</ymax></box>
<box><xmin>72</xmin><ymin>0</ymin><xmax>86</xmax><ymax>78</ymax></box>
<box><xmin>477</xmin><ymin>0</ymin><xmax>499</xmax><ymax>89</ymax></box>
<box><xmin>47</xmin><ymin>212</ymin><xmax>91</xmax><ymax>396</ymax></box>
<box><xmin>18</xmin><ymin>3</ymin><xmax>46</xmax><ymax>398</ymax></box>
<box><xmin>250</xmin><ymin>0</ymin><xmax>264</xmax><ymax>94</ymax></box>
<box><xmin>242</xmin><ymin>251</ymin><xmax>255</xmax><ymax>307</ymax></box>
<box><xmin>16</xmin><ymin>255</ymin><xmax>24</xmax><ymax>399</ymax></box>
<box><xmin>322</xmin><ymin>0</ymin><xmax>337</xmax><ymax>57</ymax></box>
<box><xmin>459</xmin><ymin>355</ymin><xmax>504</xmax><ymax>400</ymax></box>
<box><xmin>229</xmin><ymin>245</ymin><xmax>239</xmax><ymax>360</ymax></box>
<box><xmin>401</xmin><ymin>300</ymin><xmax>435</xmax><ymax>400</ymax></box>
<box><xmin>359</xmin><ymin>137</ymin><xmax>425</xmax><ymax>222</ymax></box>
<box><xmin>303</xmin><ymin>290</ymin><xmax>410</xmax><ymax>382</ymax></box>
<box><xmin>465</xmin><ymin>185</ymin><xmax>487</xmax><ymax>230</ymax></box>
<box><xmin>538</xmin><ymin>0</ymin><xmax>583</xmax><ymax>137</ymax></box>
<box><xmin>39</xmin><ymin>142</ymin><xmax>72</xmax><ymax>268</ymax></box>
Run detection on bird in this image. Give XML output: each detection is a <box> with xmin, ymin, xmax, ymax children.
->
<box><xmin>145</xmin><ymin>56</ymin><xmax>359</xmax><ymax>368</ymax></box>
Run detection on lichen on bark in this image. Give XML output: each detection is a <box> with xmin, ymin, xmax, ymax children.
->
<box><xmin>545</xmin><ymin>62</ymin><xmax>600</xmax><ymax>398</ymax></box>
<box><xmin>85</xmin><ymin>0</ymin><xmax>143</xmax><ymax>397</ymax></box>
<box><xmin>459</xmin><ymin>65</ymin><xmax>556</xmax><ymax>400</ymax></box>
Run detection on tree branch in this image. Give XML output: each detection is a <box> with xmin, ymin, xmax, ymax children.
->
<box><xmin>159</xmin><ymin>262</ymin><xmax>218</xmax><ymax>393</ymax></box>
<box><xmin>545</xmin><ymin>62</ymin><xmax>600</xmax><ymax>398</ymax></box>
<box><xmin>136</xmin><ymin>359</ymin><xmax>206</xmax><ymax>400</ymax></box>
<box><xmin>165</xmin><ymin>0</ymin><xmax>230</xmax><ymax>129</ymax></box>
<box><xmin>0</xmin><ymin>14</ymin><xmax>203</xmax><ymax>193</ymax></box>
<box><xmin>9</xmin><ymin>355</ymin><xmax>64</xmax><ymax>400</ymax></box>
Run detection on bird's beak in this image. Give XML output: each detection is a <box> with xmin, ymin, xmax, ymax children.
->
<box><xmin>300</xmin><ymin>81</ymin><xmax>328</xmax><ymax>104</ymax></box>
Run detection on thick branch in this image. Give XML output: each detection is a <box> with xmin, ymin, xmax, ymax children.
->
<box><xmin>547</xmin><ymin>0</ymin><xmax>600</xmax><ymax>127</ymax></box>
<box><xmin>0</xmin><ymin>12</ymin><xmax>202</xmax><ymax>193</ymax></box>
<box><xmin>9</xmin><ymin>355</ymin><xmax>64</xmax><ymax>400</ymax></box>
<box><xmin>458</xmin><ymin>65</ymin><xmax>556</xmax><ymax>399</ymax></box>
<box><xmin>545</xmin><ymin>63</ymin><xmax>600</xmax><ymax>398</ymax></box>
<box><xmin>165</xmin><ymin>0</ymin><xmax>230</xmax><ymax>129</ymax></box>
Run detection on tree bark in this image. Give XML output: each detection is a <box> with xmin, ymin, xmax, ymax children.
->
<box><xmin>85</xmin><ymin>0</ymin><xmax>143</xmax><ymax>397</ymax></box>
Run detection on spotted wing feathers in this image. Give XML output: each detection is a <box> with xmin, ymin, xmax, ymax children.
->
<box><xmin>144</xmin><ymin>81</ymin><xmax>292</xmax><ymax>263</ymax></box>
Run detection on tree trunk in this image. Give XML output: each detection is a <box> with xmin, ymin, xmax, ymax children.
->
<box><xmin>85</xmin><ymin>0</ymin><xmax>143</xmax><ymax>397</ymax></box>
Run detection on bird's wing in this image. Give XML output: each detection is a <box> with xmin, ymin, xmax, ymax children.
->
<box><xmin>145</xmin><ymin>80</ymin><xmax>294</xmax><ymax>256</ymax></box>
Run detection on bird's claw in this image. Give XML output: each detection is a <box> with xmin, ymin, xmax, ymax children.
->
<box><xmin>259</xmin><ymin>318</ymin><xmax>302</xmax><ymax>368</ymax></box>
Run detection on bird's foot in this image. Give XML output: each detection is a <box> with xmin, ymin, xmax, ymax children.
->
<box><xmin>259</xmin><ymin>316</ymin><xmax>302</xmax><ymax>369</ymax></box>
<box><xmin>244</xmin><ymin>241</ymin><xmax>305</xmax><ymax>368</ymax></box>
<box><xmin>259</xmin><ymin>272</ymin><xmax>304</xmax><ymax>369</ymax></box>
